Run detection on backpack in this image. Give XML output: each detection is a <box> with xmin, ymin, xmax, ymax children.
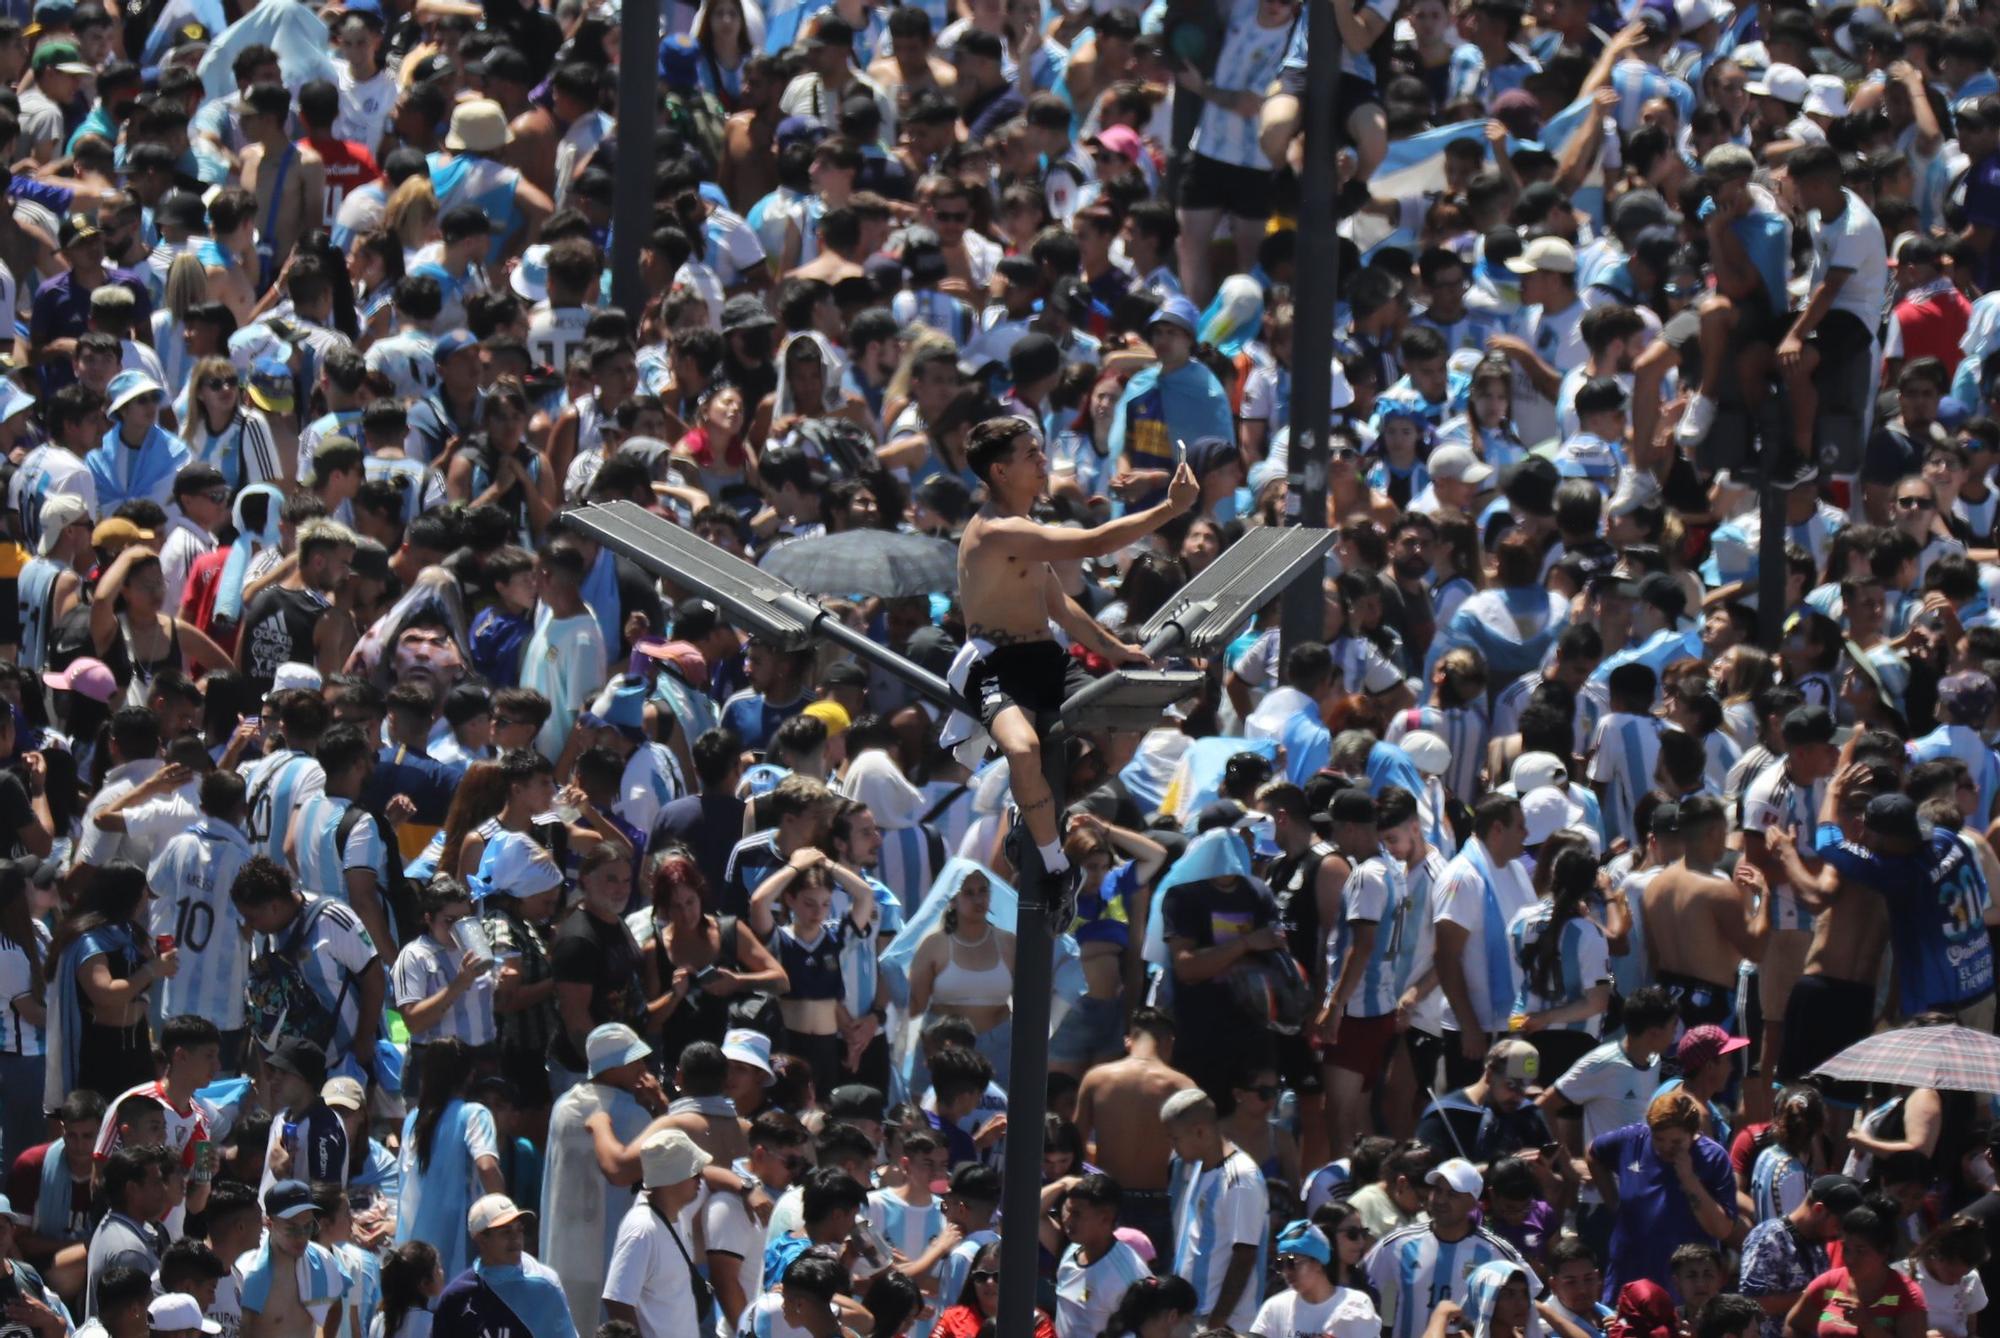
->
<box><xmin>245</xmin><ymin>896</ymin><xmax>356</xmax><ymax>1052</ymax></box>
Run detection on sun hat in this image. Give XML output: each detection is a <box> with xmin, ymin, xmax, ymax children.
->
<box><xmin>444</xmin><ymin>98</ymin><xmax>512</xmax><ymax>153</ymax></box>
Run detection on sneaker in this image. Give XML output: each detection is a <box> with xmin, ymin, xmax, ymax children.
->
<box><xmin>1046</xmin><ymin>860</ymin><xmax>1086</xmax><ymax>931</ymax></box>
<box><xmin>1676</xmin><ymin>392</ymin><xmax>1719</xmax><ymax>447</ymax></box>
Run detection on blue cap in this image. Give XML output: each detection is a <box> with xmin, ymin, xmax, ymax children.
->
<box><xmin>264</xmin><ymin>1179</ymin><xmax>316</xmax><ymax>1220</ymax></box>
<box><xmin>468</xmin><ymin>830</ymin><xmax>563</xmax><ymax>901</ymax></box>
<box><xmin>0</xmin><ymin>381</ymin><xmax>35</xmax><ymax>426</ymax></box>
<box><xmin>658</xmin><ymin>32</ymin><xmax>699</xmax><ymax>86</ymax></box>
<box><xmin>1149</xmin><ymin>294</ymin><xmax>1200</xmax><ymax>336</ymax></box>
<box><xmin>1939</xmin><ymin>395</ymin><xmax>1973</xmax><ymax>430</ymax></box>
<box><xmin>339</xmin><ymin>0</ymin><xmax>384</xmax><ymax>19</ymax></box>
<box><xmin>776</xmin><ymin>115</ymin><xmax>829</xmax><ymax>151</ymax></box>
<box><xmin>106</xmin><ymin>368</ymin><xmax>164</xmax><ymax>415</ymax></box>
<box><xmin>1274</xmin><ymin>1220</ymin><xmax>1332</xmax><ymax>1265</ymax></box>
<box><xmin>604</xmin><ymin>676</ymin><xmax>648</xmax><ymax>737</ymax></box>
<box><xmin>434</xmin><ymin>328</ymin><xmax>479</xmax><ymax>361</ymax></box>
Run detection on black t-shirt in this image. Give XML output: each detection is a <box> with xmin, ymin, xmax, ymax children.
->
<box><xmin>1863</xmin><ymin>420</ymin><xmax>1928</xmax><ymax>486</ymax></box>
<box><xmin>1160</xmin><ymin>877</ymin><xmax>1276</xmax><ymax>1040</ymax></box>
<box><xmin>652</xmin><ymin>793</ymin><xmax>746</xmax><ymax>895</ymax></box>
<box><xmin>0</xmin><ymin>770</ymin><xmax>35</xmax><ymax>857</ymax></box>
<box><xmin>548</xmin><ymin>906</ymin><xmax>646</xmax><ymax>1071</ymax></box>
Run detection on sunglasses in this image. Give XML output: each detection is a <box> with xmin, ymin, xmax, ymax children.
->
<box><xmin>494</xmin><ymin>716</ymin><xmax>532</xmax><ymax>728</ymax></box>
<box><xmin>781</xmin><ymin>1154</ymin><xmax>813</xmax><ymax>1175</ymax></box>
<box><xmin>932</xmin><ymin>209</ymin><xmax>971</xmax><ymax>222</ymax></box>
<box><xmin>202</xmin><ymin>376</ymin><xmax>240</xmax><ymax>392</ymax></box>
<box><xmin>1278</xmin><ymin>1256</ymin><xmax>1311</xmax><ymax>1269</ymax></box>
<box><xmin>1897</xmin><ymin>495</ymin><xmax>1936</xmax><ymax>510</ymax></box>
<box><xmin>969</xmin><ymin>1271</ymin><xmax>1000</xmax><ymax>1284</ymax></box>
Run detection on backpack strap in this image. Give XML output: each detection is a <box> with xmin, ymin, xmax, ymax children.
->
<box><xmin>919</xmin><ymin>782</ymin><xmax>969</xmax><ymax>827</ymax></box>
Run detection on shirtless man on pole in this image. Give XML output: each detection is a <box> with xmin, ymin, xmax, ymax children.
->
<box><xmin>1761</xmin><ymin>757</ymin><xmax>1889</xmax><ymax>1113</ymax></box>
<box><xmin>1642</xmin><ymin>794</ymin><xmax>1772</xmax><ymax>1035</ymax></box>
<box><xmin>956</xmin><ymin>414</ymin><xmax>1195</xmax><ymax>901</ymax></box>
<box><xmin>1071</xmin><ymin>1006</ymin><xmax>1194</xmax><ymax>1259</ymax></box>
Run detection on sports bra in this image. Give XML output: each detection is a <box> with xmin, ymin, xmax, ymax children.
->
<box><xmin>932</xmin><ymin>928</ymin><xmax>1013</xmax><ymax>1008</ymax></box>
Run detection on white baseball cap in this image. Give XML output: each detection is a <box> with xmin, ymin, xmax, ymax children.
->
<box><xmin>1522</xmin><ymin>785</ymin><xmax>1572</xmax><ymax>845</ymax></box>
<box><xmin>1803</xmin><ymin>73</ymin><xmax>1847</xmax><ymax>118</ymax></box>
<box><xmin>1504</xmin><ymin>236</ymin><xmax>1578</xmax><ymax>276</ymax></box>
<box><xmin>1427</xmin><ymin>444</ymin><xmax>1495</xmax><ymax>487</ymax></box>
<box><xmin>1511</xmin><ymin>751</ymin><xmax>1570</xmax><ymax>793</ymax></box>
<box><xmin>1399</xmin><ymin>730</ymin><xmax>1452</xmax><ymax>777</ymax></box>
<box><xmin>1747</xmin><ymin>62</ymin><xmax>1808</xmax><ymax>103</ymax></box>
<box><xmin>268</xmin><ymin>662</ymin><xmax>323</xmax><ymax>698</ymax></box>
<box><xmin>1426</xmin><ymin>1157</ymin><xmax>1484</xmax><ymax>1197</ymax></box>
<box><xmin>149</xmin><ymin>1295</ymin><xmax>222</xmax><ymax>1335</ymax></box>
<box><xmin>639</xmin><ymin>1128</ymin><xmax>712</xmax><ymax>1189</ymax></box>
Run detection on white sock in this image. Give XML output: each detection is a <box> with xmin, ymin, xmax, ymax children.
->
<box><xmin>1037</xmin><ymin>838</ymin><xmax>1070</xmax><ymax>873</ymax></box>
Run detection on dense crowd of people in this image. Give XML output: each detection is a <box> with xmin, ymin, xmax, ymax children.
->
<box><xmin>10</xmin><ymin>0</ymin><xmax>2000</xmax><ymax>1334</ymax></box>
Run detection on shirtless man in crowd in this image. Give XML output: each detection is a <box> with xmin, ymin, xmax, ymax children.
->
<box><xmin>1072</xmin><ymin>1007</ymin><xmax>1193</xmax><ymax>1259</ymax></box>
<box><xmin>1643</xmin><ymin>794</ymin><xmax>1772</xmax><ymax>1034</ymax></box>
<box><xmin>956</xmin><ymin>414</ymin><xmax>1193</xmax><ymax>904</ymax></box>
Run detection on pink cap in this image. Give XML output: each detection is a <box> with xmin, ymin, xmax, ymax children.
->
<box><xmin>44</xmin><ymin>657</ymin><xmax>117</xmax><ymax>704</ymax></box>
<box><xmin>1087</xmin><ymin>124</ymin><xmax>1143</xmax><ymax>165</ymax></box>
<box><xmin>1114</xmin><ymin>1227</ymin><xmax>1156</xmax><ymax>1262</ymax></box>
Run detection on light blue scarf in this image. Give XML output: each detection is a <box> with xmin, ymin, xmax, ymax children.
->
<box><xmin>31</xmin><ymin>1137</ymin><xmax>73</xmax><ymax>1240</ymax></box>
<box><xmin>473</xmin><ymin>1261</ymin><xmax>578</xmax><ymax>1338</ymax></box>
<box><xmin>580</xmin><ymin>547</ymin><xmax>621</xmax><ymax>655</ymax></box>
<box><xmin>239</xmin><ymin>1238</ymin><xmax>345</xmax><ymax>1316</ymax></box>
<box><xmin>49</xmin><ymin>923</ymin><xmax>139</xmax><ymax>1102</ymax></box>
<box><xmin>1462</xmin><ymin>839</ymin><xmax>1519</xmax><ymax>1027</ymax></box>
<box><xmin>87</xmin><ymin>422</ymin><xmax>191</xmax><ymax>511</ymax></box>
<box><xmin>216</xmin><ymin>483</ymin><xmax>285</xmax><ymax>625</ymax></box>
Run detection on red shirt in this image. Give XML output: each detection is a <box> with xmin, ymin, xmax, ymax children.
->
<box><xmin>1889</xmin><ymin>279</ymin><xmax>1972</xmax><ymax>371</ymax></box>
<box><xmin>1800</xmin><ymin>1265</ymin><xmax>1927</xmax><ymax>1338</ymax></box>
<box><xmin>302</xmin><ymin>134</ymin><xmax>380</xmax><ymax>217</ymax></box>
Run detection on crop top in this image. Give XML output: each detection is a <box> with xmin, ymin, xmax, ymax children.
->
<box><xmin>773</xmin><ymin>921</ymin><xmax>846</xmax><ymax>1001</ymax></box>
<box><xmin>931</xmin><ymin>927</ymin><xmax>1013</xmax><ymax>1008</ymax></box>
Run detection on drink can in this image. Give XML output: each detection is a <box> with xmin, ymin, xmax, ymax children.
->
<box><xmin>156</xmin><ymin>934</ymin><xmax>175</xmax><ymax>955</ymax></box>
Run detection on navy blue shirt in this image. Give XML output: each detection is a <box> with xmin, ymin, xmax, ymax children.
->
<box><xmin>363</xmin><ymin>744</ymin><xmax>464</xmax><ymax>827</ymax></box>
<box><xmin>30</xmin><ymin>267</ymin><xmax>154</xmax><ymax>393</ymax></box>
<box><xmin>1815</xmin><ymin>822</ymin><xmax>1996</xmax><ymax>1015</ymax></box>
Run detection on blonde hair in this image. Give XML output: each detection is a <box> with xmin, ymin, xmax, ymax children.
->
<box><xmin>164</xmin><ymin>252</ymin><xmax>209</xmax><ymax>322</ymax></box>
<box><xmin>886</xmin><ymin>328</ymin><xmax>958</xmax><ymax>405</ymax></box>
<box><xmin>189</xmin><ymin>356</ymin><xmax>237</xmax><ymax>404</ymax></box>
<box><xmin>383</xmin><ymin>176</ymin><xmax>440</xmax><ymax>251</ymax></box>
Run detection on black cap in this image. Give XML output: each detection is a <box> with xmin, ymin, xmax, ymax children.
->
<box><xmin>1780</xmin><ymin>704</ymin><xmax>1836</xmax><ymax>746</ymax></box>
<box><xmin>996</xmin><ymin>254</ymin><xmax>1040</xmax><ymax>285</ymax></box>
<box><xmin>1863</xmin><ymin>792</ymin><xmax>1923</xmax><ymax>844</ymax></box>
<box><xmin>1635</xmin><ymin>571</ymin><xmax>1687</xmax><ymax>620</ymax></box>
<box><xmin>1329</xmin><ymin>789</ymin><xmax>1377</xmax><ymax>825</ymax></box>
<box><xmin>820</xmin><ymin>660</ymin><xmax>868</xmax><ymax>688</ymax></box>
<box><xmin>1008</xmin><ymin>332</ymin><xmax>1062</xmax><ymax>386</ymax></box>
<box><xmin>904</xmin><ymin>625</ymin><xmax>958</xmax><ymax>678</ymax></box>
<box><xmin>1649</xmin><ymin>801</ymin><xmax>1681</xmax><ymax>835</ymax></box>
<box><xmin>157</xmin><ymin>189</ymin><xmax>208</xmax><ymax>231</ymax></box>
<box><xmin>674</xmin><ymin>597</ymin><xmax>722</xmax><ymax>640</ymax></box>
<box><xmin>173</xmin><ymin>461</ymin><xmax>227</xmax><ymax>496</ymax></box>
<box><xmin>1808</xmin><ymin>1174</ymin><xmax>1864</xmax><ymax>1214</ymax></box>
<box><xmin>1050</xmin><ymin>275</ymin><xmax>1093</xmax><ymax>323</ymax></box>
<box><xmin>264</xmin><ymin>1179</ymin><xmax>318</xmax><ymax>1220</ymax></box>
<box><xmin>265</xmin><ymin>1037</ymin><xmax>328</xmax><ymax>1086</ymax></box>
<box><xmin>826</xmin><ymin>1084</ymin><xmax>886</xmax><ymax>1121</ymax></box>
<box><xmin>720</xmin><ymin>295</ymin><xmax>777</xmax><ymax>332</ymax></box>
<box><xmin>1195</xmin><ymin>799</ymin><xmax>1249</xmax><ymax>833</ymax></box>
<box><xmin>1575</xmin><ymin>375</ymin><xmax>1628</xmax><ymax>417</ymax></box>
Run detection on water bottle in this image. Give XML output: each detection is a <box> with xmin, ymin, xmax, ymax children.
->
<box><xmin>453</xmin><ymin>918</ymin><xmax>495</xmax><ymax>975</ymax></box>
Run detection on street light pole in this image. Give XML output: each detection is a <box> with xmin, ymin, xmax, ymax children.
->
<box><xmin>1280</xmin><ymin>0</ymin><xmax>1341</xmax><ymax>656</ymax></box>
<box><xmin>611</xmin><ymin>7</ymin><xmax>659</xmax><ymax>317</ymax></box>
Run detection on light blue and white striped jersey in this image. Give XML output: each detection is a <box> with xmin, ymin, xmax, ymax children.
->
<box><xmin>146</xmin><ymin>815</ymin><xmax>256</xmax><ymax>1030</ymax></box>
<box><xmin>1363</xmin><ymin>1222</ymin><xmax>1523</xmax><ymax>1338</ymax></box>
<box><xmin>1411</xmin><ymin>305</ymin><xmax>1512</xmax><ymax>353</ymax></box>
<box><xmin>834</xmin><ymin>874</ymin><xmax>902</xmax><ymax>1018</ymax></box>
<box><xmin>0</xmin><ymin>922</ymin><xmax>49</xmax><ymax>1055</ymax></box>
<box><xmin>17</xmin><ymin>556</ymin><xmax>62</xmax><ymax>673</ymax></box>
<box><xmin>1607</xmin><ymin>857</ymin><xmax>1656</xmax><ymax>1002</ymax></box>
<box><xmin>866</xmin><ymin>1187</ymin><xmax>944</xmax><ymax>1265</ymax></box>
<box><xmin>1191</xmin><ymin>0</ymin><xmax>1299</xmax><ymax>170</ymax></box>
<box><xmin>1329</xmin><ymin>0</ymin><xmax>1395</xmax><ymax>81</ymax></box>
<box><xmin>1055</xmin><ymin>1239</ymin><xmax>1153</xmax><ymax>1338</ymax></box>
<box><xmin>891</xmin><ymin>287</ymin><xmax>976</xmax><ymax>345</ymax></box>
<box><xmin>392</xmin><ymin>932</ymin><xmax>498</xmax><ymax>1048</ymax></box>
<box><xmin>334</xmin><ymin>1240</ymin><xmax>382</xmax><ymax>1338</ymax></box>
<box><xmin>1740</xmin><ymin>762</ymin><xmax>1826</xmax><ymax>933</ymax></box>
<box><xmin>1750</xmin><ymin>1143</ymin><xmax>1810</xmax><ymax>1224</ymax></box>
<box><xmin>1609</xmin><ymin>59</ymin><xmax>1694</xmax><ymax>135</ymax></box>
<box><xmin>1169</xmin><ymin>1147</ymin><xmax>1269</xmax><ymax>1331</ymax></box>
<box><xmin>1446</xmin><ymin>42</ymin><xmax>1539</xmax><ymax>103</ymax></box>
<box><xmin>1492</xmin><ymin>669</ymin><xmax>1605</xmax><ymax>759</ymax></box>
<box><xmin>1703</xmin><ymin>729</ymin><xmax>1743</xmax><ymax>797</ymax></box>
<box><xmin>241</xmin><ymin>749</ymin><xmax>327</xmax><ymax>866</ymax></box>
<box><xmin>1506</xmin><ymin>901</ymin><xmax>1611</xmax><ymax>1037</ymax></box>
<box><xmin>1551</xmin><ymin>431</ymin><xmax>1623</xmax><ymax>492</ymax></box>
<box><xmin>1439</xmin><ymin>704</ymin><xmax>1487</xmax><ymax>807</ymax></box>
<box><xmin>875</xmin><ymin>825</ymin><xmax>936</xmax><ymax>921</ymax></box>
<box><xmin>294</xmin><ymin>794</ymin><xmax>390</xmax><ymax>908</ymax></box>
<box><xmin>1585</xmin><ymin>712</ymin><xmax>1662</xmax><ymax>851</ymax></box>
<box><xmin>735</xmin><ymin>1292</ymin><xmax>805</xmax><ymax>1338</ymax></box>
<box><xmin>1327</xmin><ymin>854</ymin><xmax>1413</xmax><ymax>1019</ymax></box>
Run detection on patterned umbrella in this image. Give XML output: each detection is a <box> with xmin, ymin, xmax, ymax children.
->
<box><xmin>1812</xmin><ymin>1024</ymin><xmax>2000</xmax><ymax>1093</ymax></box>
<box><xmin>758</xmin><ymin>530</ymin><xmax>959</xmax><ymax>598</ymax></box>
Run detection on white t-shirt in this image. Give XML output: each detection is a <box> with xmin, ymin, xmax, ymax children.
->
<box><xmin>1054</xmin><ymin>1240</ymin><xmax>1153</xmax><ymax>1338</ymax></box>
<box><xmin>1512</xmin><ymin>300</ymin><xmax>1589</xmax><ymax>446</ymax></box>
<box><xmin>1250</xmin><ymin>1286</ymin><xmax>1382</xmax><ymax>1338</ymax></box>
<box><xmin>605</xmin><ymin>1198</ymin><xmax>701</xmax><ymax>1338</ymax></box>
<box><xmin>704</xmin><ymin>1182</ymin><xmax>764</xmax><ymax>1338</ymax></box>
<box><xmin>1896</xmin><ymin>1257</ymin><xmax>1987</xmax><ymax>1338</ymax></box>
<box><xmin>1809</xmin><ymin>188</ymin><xmax>1890</xmax><ymax>333</ymax></box>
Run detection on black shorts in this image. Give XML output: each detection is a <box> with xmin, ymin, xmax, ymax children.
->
<box><xmin>967</xmin><ymin>640</ymin><xmax>1094</xmax><ymax>731</ymax></box>
<box><xmin>1179</xmin><ymin>153</ymin><xmax>1276</xmax><ymax>220</ymax></box>
<box><xmin>1276</xmin><ymin>1027</ymin><xmax>1325</xmax><ymax>1096</ymax></box>
<box><xmin>1333</xmin><ymin>74</ymin><xmax>1382</xmax><ymax>133</ymax></box>
<box><xmin>1779</xmin><ymin>973</ymin><xmax>1875</xmax><ymax>1096</ymax></box>
<box><xmin>1809</xmin><ymin>308</ymin><xmax>1875</xmax><ymax>364</ymax></box>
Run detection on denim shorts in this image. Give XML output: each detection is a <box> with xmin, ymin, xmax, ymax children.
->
<box><xmin>1051</xmin><ymin>994</ymin><xmax>1124</xmax><ymax>1065</ymax></box>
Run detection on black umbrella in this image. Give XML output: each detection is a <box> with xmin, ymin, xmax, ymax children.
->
<box><xmin>758</xmin><ymin>529</ymin><xmax>959</xmax><ymax>597</ymax></box>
